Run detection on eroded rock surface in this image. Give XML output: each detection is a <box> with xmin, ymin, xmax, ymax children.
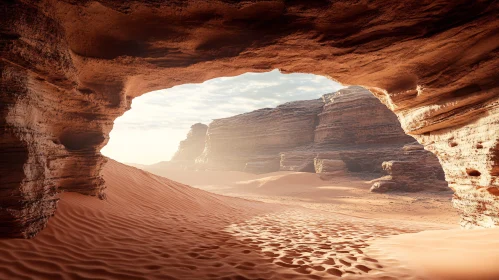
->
<box><xmin>186</xmin><ymin>86</ymin><xmax>447</xmax><ymax>193</ymax></box>
<box><xmin>371</xmin><ymin>143</ymin><xmax>448</xmax><ymax>193</ymax></box>
<box><xmin>315</xmin><ymin>86</ymin><xmax>415</xmax><ymax>147</ymax></box>
<box><xmin>196</xmin><ymin>99</ymin><xmax>323</xmax><ymax>173</ymax></box>
<box><xmin>1</xmin><ymin>0</ymin><xmax>498</xmax><ymax>237</ymax></box>
<box><xmin>280</xmin><ymin>151</ymin><xmax>316</xmax><ymax>172</ymax></box>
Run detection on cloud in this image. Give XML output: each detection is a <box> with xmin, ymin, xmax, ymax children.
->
<box><xmin>101</xmin><ymin>69</ymin><xmax>344</xmax><ymax>164</ymax></box>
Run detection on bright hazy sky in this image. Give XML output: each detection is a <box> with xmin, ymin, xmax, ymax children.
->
<box><xmin>101</xmin><ymin>70</ymin><xmax>343</xmax><ymax>165</ymax></box>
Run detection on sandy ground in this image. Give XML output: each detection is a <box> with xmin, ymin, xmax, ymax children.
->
<box><xmin>0</xmin><ymin>160</ymin><xmax>497</xmax><ymax>279</ymax></box>
<box><xmin>141</xmin><ymin>163</ymin><xmax>458</xmax><ymax>225</ymax></box>
<box><xmin>369</xmin><ymin>227</ymin><xmax>499</xmax><ymax>280</ymax></box>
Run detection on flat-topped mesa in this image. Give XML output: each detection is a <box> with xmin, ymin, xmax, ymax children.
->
<box><xmin>315</xmin><ymin>86</ymin><xmax>415</xmax><ymax>148</ymax></box>
<box><xmin>1</xmin><ymin>0</ymin><xmax>497</xmax><ymax>237</ymax></box>
<box><xmin>196</xmin><ymin>99</ymin><xmax>324</xmax><ymax>173</ymax></box>
<box><xmin>171</xmin><ymin>123</ymin><xmax>207</xmax><ymax>167</ymax></box>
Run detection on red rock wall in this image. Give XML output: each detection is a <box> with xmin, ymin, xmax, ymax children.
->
<box><xmin>315</xmin><ymin>86</ymin><xmax>415</xmax><ymax>147</ymax></box>
<box><xmin>371</xmin><ymin>143</ymin><xmax>448</xmax><ymax>193</ymax></box>
<box><xmin>1</xmin><ymin>0</ymin><xmax>498</xmax><ymax>237</ymax></box>
<box><xmin>196</xmin><ymin>99</ymin><xmax>324</xmax><ymax>172</ymax></box>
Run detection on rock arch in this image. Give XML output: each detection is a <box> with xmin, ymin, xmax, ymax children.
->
<box><xmin>0</xmin><ymin>0</ymin><xmax>498</xmax><ymax>238</ymax></box>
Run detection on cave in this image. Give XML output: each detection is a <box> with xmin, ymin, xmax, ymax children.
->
<box><xmin>1</xmin><ymin>0</ymin><xmax>498</xmax><ymax>241</ymax></box>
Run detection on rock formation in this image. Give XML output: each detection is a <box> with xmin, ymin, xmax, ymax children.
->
<box><xmin>195</xmin><ymin>86</ymin><xmax>422</xmax><ymax>177</ymax></box>
<box><xmin>314</xmin><ymin>158</ymin><xmax>347</xmax><ymax>179</ymax></box>
<box><xmin>1</xmin><ymin>0</ymin><xmax>497</xmax><ymax>237</ymax></box>
<box><xmin>311</xmin><ymin>86</ymin><xmax>419</xmax><ymax>177</ymax></box>
<box><xmin>315</xmin><ymin>86</ymin><xmax>415</xmax><ymax>147</ymax></box>
<box><xmin>196</xmin><ymin>99</ymin><xmax>323</xmax><ymax>173</ymax></box>
<box><xmin>171</xmin><ymin>123</ymin><xmax>207</xmax><ymax>167</ymax></box>
<box><xmin>371</xmin><ymin>143</ymin><xmax>449</xmax><ymax>193</ymax></box>
<box><xmin>280</xmin><ymin>151</ymin><xmax>316</xmax><ymax>172</ymax></box>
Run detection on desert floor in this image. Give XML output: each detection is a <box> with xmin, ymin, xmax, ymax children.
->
<box><xmin>1</xmin><ymin>160</ymin><xmax>498</xmax><ymax>280</ymax></box>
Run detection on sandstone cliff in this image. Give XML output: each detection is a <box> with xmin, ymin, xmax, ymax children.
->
<box><xmin>181</xmin><ymin>86</ymin><xmax>448</xmax><ymax>197</ymax></box>
<box><xmin>1</xmin><ymin>0</ymin><xmax>497</xmax><ymax>237</ymax></box>
<box><xmin>195</xmin><ymin>86</ymin><xmax>419</xmax><ymax>175</ymax></box>
<box><xmin>371</xmin><ymin>143</ymin><xmax>449</xmax><ymax>193</ymax></box>
<box><xmin>315</xmin><ymin>86</ymin><xmax>414</xmax><ymax>147</ymax></box>
<box><xmin>171</xmin><ymin>123</ymin><xmax>207</xmax><ymax>167</ymax></box>
<box><xmin>196</xmin><ymin>99</ymin><xmax>324</xmax><ymax>173</ymax></box>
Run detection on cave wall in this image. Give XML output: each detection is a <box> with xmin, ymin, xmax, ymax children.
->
<box><xmin>0</xmin><ymin>0</ymin><xmax>498</xmax><ymax>237</ymax></box>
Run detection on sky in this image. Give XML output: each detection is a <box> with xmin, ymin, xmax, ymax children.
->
<box><xmin>100</xmin><ymin>69</ymin><xmax>343</xmax><ymax>165</ymax></box>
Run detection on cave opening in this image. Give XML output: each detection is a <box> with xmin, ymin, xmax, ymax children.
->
<box><xmin>2</xmin><ymin>1</ymin><xmax>497</xmax><ymax>278</ymax></box>
<box><xmin>101</xmin><ymin>69</ymin><xmax>342</xmax><ymax>165</ymax></box>
<box><xmin>100</xmin><ymin>69</ymin><xmax>451</xmax><ymax>199</ymax></box>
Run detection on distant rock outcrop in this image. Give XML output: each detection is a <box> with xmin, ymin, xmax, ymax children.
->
<box><xmin>196</xmin><ymin>99</ymin><xmax>324</xmax><ymax>173</ymax></box>
<box><xmin>174</xmin><ymin>86</ymin><xmax>447</xmax><ymax>193</ymax></box>
<box><xmin>171</xmin><ymin>123</ymin><xmax>208</xmax><ymax>167</ymax></box>
<box><xmin>314</xmin><ymin>158</ymin><xmax>347</xmax><ymax>179</ymax></box>
<box><xmin>371</xmin><ymin>143</ymin><xmax>448</xmax><ymax>193</ymax></box>
<box><xmin>315</xmin><ymin>86</ymin><xmax>414</xmax><ymax>147</ymax></box>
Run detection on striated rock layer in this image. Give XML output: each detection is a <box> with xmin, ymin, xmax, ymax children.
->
<box><xmin>196</xmin><ymin>99</ymin><xmax>323</xmax><ymax>173</ymax></box>
<box><xmin>0</xmin><ymin>0</ymin><xmax>498</xmax><ymax>237</ymax></box>
<box><xmin>315</xmin><ymin>86</ymin><xmax>415</xmax><ymax>147</ymax></box>
<box><xmin>371</xmin><ymin>143</ymin><xmax>448</xmax><ymax>193</ymax></box>
<box><xmin>195</xmin><ymin>86</ymin><xmax>428</xmax><ymax>177</ymax></box>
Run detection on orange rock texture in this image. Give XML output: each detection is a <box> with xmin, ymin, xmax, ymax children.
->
<box><xmin>315</xmin><ymin>86</ymin><xmax>414</xmax><ymax>147</ymax></box>
<box><xmin>1</xmin><ymin>0</ymin><xmax>498</xmax><ymax>237</ymax></box>
<box><xmin>371</xmin><ymin>143</ymin><xmax>448</xmax><ymax>193</ymax></box>
<box><xmin>196</xmin><ymin>86</ymin><xmax>420</xmax><ymax>176</ymax></box>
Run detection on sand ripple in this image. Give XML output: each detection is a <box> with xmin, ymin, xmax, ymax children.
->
<box><xmin>226</xmin><ymin>209</ymin><xmax>442</xmax><ymax>279</ymax></box>
<box><xmin>0</xmin><ymin>161</ymin><xmax>448</xmax><ymax>279</ymax></box>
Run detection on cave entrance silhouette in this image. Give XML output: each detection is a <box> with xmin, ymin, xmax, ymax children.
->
<box><xmin>100</xmin><ymin>71</ymin><xmax>450</xmax><ymax>209</ymax></box>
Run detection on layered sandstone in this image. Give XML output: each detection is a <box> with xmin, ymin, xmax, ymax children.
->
<box><xmin>315</xmin><ymin>86</ymin><xmax>415</xmax><ymax>147</ymax></box>
<box><xmin>371</xmin><ymin>143</ymin><xmax>448</xmax><ymax>193</ymax></box>
<box><xmin>170</xmin><ymin>123</ymin><xmax>207</xmax><ymax>167</ymax></box>
<box><xmin>189</xmin><ymin>86</ymin><xmax>447</xmax><ymax>193</ymax></box>
<box><xmin>277</xmin><ymin>86</ymin><xmax>417</xmax><ymax>176</ymax></box>
<box><xmin>194</xmin><ymin>86</ymin><xmax>417</xmax><ymax>176</ymax></box>
<box><xmin>314</xmin><ymin>158</ymin><xmax>347</xmax><ymax>179</ymax></box>
<box><xmin>196</xmin><ymin>99</ymin><xmax>323</xmax><ymax>173</ymax></box>
<box><xmin>195</xmin><ymin>86</ymin><xmax>416</xmax><ymax>174</ymax></box>
<box><xmin>312</xmin><ymin>148</ymin><xmax>409</xmax><ymax>176</ymax></box>
<box><xmin>1</xmin><ymin>0</ymin><xmax>497</xmax><ymax>237</ymax></box>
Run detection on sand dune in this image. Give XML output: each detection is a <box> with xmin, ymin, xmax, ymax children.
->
<box><xmin>0</xmin><ymin>160</ymin><xmax>496</xmax><ymax>279</ymax></box>
<box><xmin>0</xmin><ymin>160</ymin><xmax>281</xmax><ymax>280</ymax></box>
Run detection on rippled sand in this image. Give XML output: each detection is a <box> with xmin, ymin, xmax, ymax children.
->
<box><xmin>1</xmin><ymin>160</ymin><xmax>495</xmax><ymax>279</ymax></box>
